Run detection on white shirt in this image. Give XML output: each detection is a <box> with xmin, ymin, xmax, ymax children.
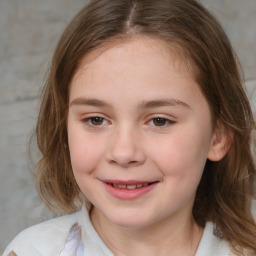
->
<box><xmin>3</xmin><ymin>206</ymin><xmax>232</xmax><ymax>256</ymax></box>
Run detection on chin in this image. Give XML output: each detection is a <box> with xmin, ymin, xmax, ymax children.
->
<box><xmin>105</xmin><ymin>209</ymin><xmax>155</xmax><ymax>229</ymax></box>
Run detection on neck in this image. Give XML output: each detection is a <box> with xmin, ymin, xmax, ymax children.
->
<box><xmin>90</xmin><ymin>208</ymin><xmax>203</xmax><ymax>256</ymax></box>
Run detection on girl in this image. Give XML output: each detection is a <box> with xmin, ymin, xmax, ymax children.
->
<box><xmin>4</xmin><ymin>0</ymin><xmax>256</xmax><ymax>255</ymax></box>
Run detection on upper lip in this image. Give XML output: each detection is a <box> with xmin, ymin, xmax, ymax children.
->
<box><xmin>101</xmin><ymin>179</ymin><xmax>159</xmax><ymax>185</ymax></box>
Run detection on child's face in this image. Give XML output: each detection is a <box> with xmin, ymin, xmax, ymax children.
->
<box><xmin>68</xmin><ymin>38</ymin><xmax>216</xmax><ymax>228</ymax></box>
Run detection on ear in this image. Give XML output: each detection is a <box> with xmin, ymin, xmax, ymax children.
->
<box><xmin>207</xmin><ymin>121</ymin><xmax>232</xmax><ymax>161</ymax></box>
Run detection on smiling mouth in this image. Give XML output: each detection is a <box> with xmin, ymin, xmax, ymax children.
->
<box><xmin>103</xmin><ymin>180</ymin><xmax>159</xmax><ymax>200</ymax></box>
<box><xmin>106</xmin><ymin>182</ymin><xmax>157</xmax><ymax>190</ymax></box>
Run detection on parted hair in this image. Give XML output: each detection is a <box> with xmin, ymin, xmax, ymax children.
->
<box><xmin>35</xmin><ymin>0</ymin><xmax>256</xmax><ymax>254</ymax></box>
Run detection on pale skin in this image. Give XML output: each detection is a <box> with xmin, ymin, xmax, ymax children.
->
<box><xmin>67</xmin><ymin>37</ymin><xmax>229</xmax><ymax>255</ymax></box>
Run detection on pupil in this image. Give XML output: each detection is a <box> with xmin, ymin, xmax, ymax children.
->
<box><xmin>92</xmin><ymin>117</ymin><xmax>103</xmax><ymax>125</ymax></box>
<box><xmin>153</xmin><ymin>118</ymin><xmax>166</xmax><ymax>126</ymax></box>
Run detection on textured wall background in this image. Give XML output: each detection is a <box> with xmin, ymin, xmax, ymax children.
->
<box><xmin>0</xmin><ymin>0</ymin><xmax>255</xmax><ymax>252</ymax></box>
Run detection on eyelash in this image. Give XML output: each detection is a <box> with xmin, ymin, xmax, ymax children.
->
<box><xmin>81</xmin><ymin>116</ymin><xmax>175</xmax><ymax>128</ymax></box>
<box><xmin>82</xmin><ymin>116</ymin><xmax>109</xmax><ymax>127</ymax></box>
<box><xmin>148</xmin><ymin>117</ymin><xmax>175</xmax><ymax>127</ymax></box>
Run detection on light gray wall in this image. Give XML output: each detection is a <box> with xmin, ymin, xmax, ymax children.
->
<box><xmin>0</xmin><ymin>0</ymin><xmax>86</xmax><ymax>251</ymax></box>
<box><xmin>0</xmin><ymin>0</ymin><xmax>255</xmax><ymax>252</ymax></box>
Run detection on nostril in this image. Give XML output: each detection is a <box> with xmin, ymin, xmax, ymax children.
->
<box><xmin>109</xmin><ymin>159</ymin><xmax>139</xmax><ymax>167</ymax></box>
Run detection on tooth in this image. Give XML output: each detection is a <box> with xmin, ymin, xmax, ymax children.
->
<box><xmin>127</xmin><ymin>185</ymin><xmax>137</xmax><ymax>190</ymax></box>
<box><xmin>113</xmin><ymin>184</ymin><xmax>118</xmax><ymax>188</ymax></box>
<box><xmin>117</xmin><ymin>184</ymin><xmax>126</xmax><ymax>189</ymax></box>
<box><xmin>136</xmin><ymin>184</ymin><xmax>143</xmax><ymax>188</ymax></box>
<box><xmin>142</xmin><ymin>183</ymin><xmax>149</xmax><ymax>187</ymax></box>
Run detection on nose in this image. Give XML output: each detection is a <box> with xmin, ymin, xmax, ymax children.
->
<box><xmin>106</xmin><ymin>126</ymin><xmax>146</xmax><ymax>167</ymax></box>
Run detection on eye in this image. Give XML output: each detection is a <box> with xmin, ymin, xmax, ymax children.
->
<box><xmin>90</xmin><ymin>117</ymin><xmax>104</xmax><ymax>125</ymax></box>
<box><xmin>149</xmin><ymin>117</ymin><xmax>174</xmax><ymax>127</ymax></box>
<box><xmin>82</xmin><ymin>116</ymin><xmax>108</xmax><ymax>126</ymax></box>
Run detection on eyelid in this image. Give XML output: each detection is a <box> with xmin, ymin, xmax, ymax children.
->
<box><xmin>80</xmin><ymin>112</ymin><xmax>109</xmax><ymax>120</ymax></box>
<box><xmin>81</xmin><ymin>113</ymin><xmax>111</xmax><ymax>127</ymax></box>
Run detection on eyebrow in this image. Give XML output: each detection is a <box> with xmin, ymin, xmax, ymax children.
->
<box><xmin>70</xmin><ymin>97</ymin><xmax>190</xmax><ymax>109</ymax></box>
<box><xmin>138</xmin><ymin>98</ymin><xmax>190</xmax><ymax>110</ymax></box>
<box><xmin>70</xmin><ymin>98</ymin><xmax>111</xmax><ymax>108</ymax></box>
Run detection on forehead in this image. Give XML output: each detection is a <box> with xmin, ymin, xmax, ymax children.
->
<box><xmin>72</xmin><ymin>36</ymin><xmax>198</xmax><ymax>84</ymax></box>
<box><xmin>69</xmin><ymin>37</ymin><xmax>209</xmax><ymax>117</ymax></box>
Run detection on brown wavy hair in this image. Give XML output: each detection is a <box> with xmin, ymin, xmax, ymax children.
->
<box><xmin>35</xmin><ymin>0</ymin><xmax>256</xmax><ymax>254</ymax></box>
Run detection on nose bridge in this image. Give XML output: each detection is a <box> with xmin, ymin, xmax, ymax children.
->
<box><xmin>107</xmin><ymin>123</ymin><xmax>145</xmax><ymax>166</ymax></box>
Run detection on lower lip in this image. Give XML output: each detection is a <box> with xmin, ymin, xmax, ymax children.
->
<box><xmin>103</xmin><ymin>182</ymin><xmax>158</xmax><ymax>200</ymax></box>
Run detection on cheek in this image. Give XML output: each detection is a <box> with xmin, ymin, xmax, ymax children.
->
<box><xmin>68</xmin><ymin>129</ymin><xmax>104</xmax><ymax>176</ymax></box>
<box><xmin>152</xmin><ymin>136</ymin><xmax>207</xmax><ymax>207</ymax></box>
<box><xmin>68</xmin><ymin>133</ymin><xmax>105</xmax><ymax>199</ymax></box>
<box><xmin>150</xmin><ymin>130</ymin><xmax>209</xmax><ymax>180</ymax></box>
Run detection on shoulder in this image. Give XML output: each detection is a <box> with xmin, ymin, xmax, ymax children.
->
<box><xmin>3</xmin><ymin>212</ymin><xmax>80</xmax><ymax>256</ymax></box>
